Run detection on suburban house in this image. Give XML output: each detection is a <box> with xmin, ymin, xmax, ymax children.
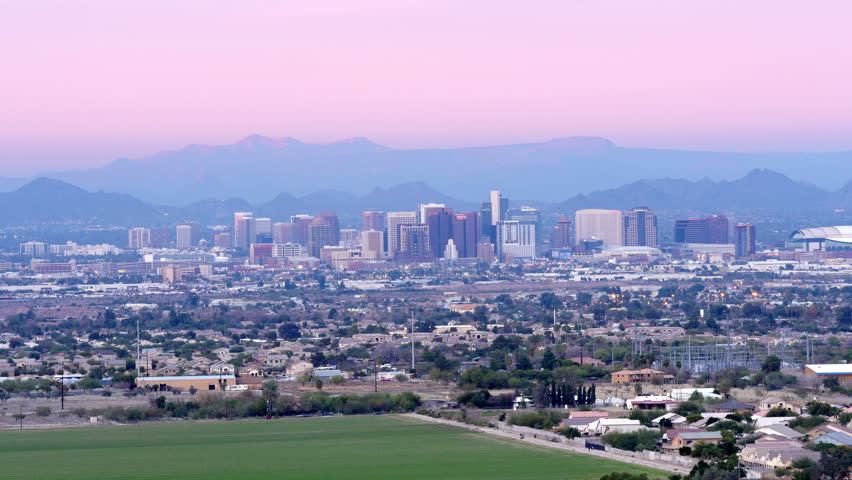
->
<box><xmin>611</xmin><ymin>368</ymin><xmax>668</xmax><ymax>384</ymax></box>
<box><xmin>740</xmin><ymin>440</ymin><xmax>820</xmax><ymax>470</ymax></box>
<box><xmin>670</xmin><ymin>431</ymin><xmax>723</xmax><ymax>448</ymax></box>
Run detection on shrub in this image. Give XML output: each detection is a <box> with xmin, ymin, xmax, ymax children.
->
<box><xmin>35</xmin><ymin>406</ymin><xmax>51</xmax><ymax>417</ymax></box>
<box><xmin>508</xmin><ymin>410</ymin><xmax>563</xmax><ymax>430</ymax></box>
<box><xmin>602</xmin><ymin>430</ymin><xmax>661</xmax><ymax>452</ymax></box>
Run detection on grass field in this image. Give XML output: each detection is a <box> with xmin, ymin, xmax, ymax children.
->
<box><xmin>0</xmin><ymin>415</ymin><xmax>665</xmax><ymax>480</ymax></box>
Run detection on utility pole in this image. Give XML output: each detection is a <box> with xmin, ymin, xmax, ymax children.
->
<box><xmin>374</xmin><ymin>357</ymin><xmax>378</xmax><ymax>393</ymax></box>
<box><xmin>60</xmin><ymin>373</ymin><xmax>64</xmax><ymax>410</ymax></box>
<box><xmin>136</xmin><ymin>316</ymin><xmax>141</xmax><ymax>374</ymax></box>
<box><xmin>410</xmin><ymin>308</ymin><xmax>415</xmax><ymax>375</ymax></box>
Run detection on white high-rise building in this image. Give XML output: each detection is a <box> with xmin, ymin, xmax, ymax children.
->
<box><xmin>176</xmin><ymin>225</ymin><xmax>193</xmax><ymax>249</ymax></box>
<box><xmin>496</xmin><ymin>220</ymin><xmax>537</xmax><ymax>260</ymax></box>
<box><xmin>575</xmin><ymin>209</ymin><xmax>624</xmax><ymax>246</ymax></box>
<box><xmin>490</xmin><ymin>190</ymin><xmax>504</xmax><ymax>226</ymax></box>
<box><xmin>444</xmin><ymin>239</ymin><xmax>458</xmax><ymax>260</ymax></box>
<box><xmin>128</xmin><ymin>227</ymin><xmax>151</xmax><ymax>249</ymax></box>
<box><xmin>386</xmin><ymin>211</ymin><xmax>417</xmax><ymax>255</ymax></box>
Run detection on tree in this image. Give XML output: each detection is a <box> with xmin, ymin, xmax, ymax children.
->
<box><xmin>541</xmin><ymin>348</ymin><xmax>557</xmax><ymax>370</ymax></box>
<box><xmin>78</xmin><ymin>376</ymin><xmax>101</xmax><ymax>392</ymax></box>
<box><xmin>315</xmin><ymin>379</ymin><xmax>323</xmax><ymax>390</ymax></box>
<box><xmin>13</xmin><ymin>409</ymin><xmax>25</xmax><ymax>430</ymax></box>
<box><xmin>761</xmin><ymin>355</ymin><xmax>781</xmax><ymax>373</ymax></box>
<box><xmin>262</xmin><ymin>380</ymin><xmax>279</xmax><ymax>414</ymax></box>
<box><xmin>819</xmin><ymin>446</ymin><xmax>852</xmax><ymax>480</ymax></box>
<box><xmin>188</xmin><ymin>386</ymin><xmax>198</xmax><ymax>397</ymax></box>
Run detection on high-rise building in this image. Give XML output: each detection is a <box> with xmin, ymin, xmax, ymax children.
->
<box><xmin>674</xmin><ymin>219</ymin><xmax>708</xmax><ymax>243</ymax></box>
<box><xmin>735</xmin><ymin>223</ymin><xmax>756</xmax><ymax>257</ymax></box>
<box><xmin>308</xmin><ymin>216</ymin><xmax>336</xmax><ymax>258</ymax></box>
<box><xmin>479</xmin><ymin>201</ymin><xmax>492</xmax><ymax>239</ymax></box>
<box><xmin>361</xmin><ymin>230</ymin><xmax>384</xmax><ymax>258</ymax></box>
<box><xmin>290</xmin><ymin>215</ymin><xmax>314</xmax><ymax>245</ymax></box>
<box><xmin>705</xmin><ymin>215</ymin><xmax>729</xmax><ymax>244</ymax></box>
<box><xmin>20</xmin><ymin>241</ymin><xmax>48</xmax><ymax>257</ymax></box>
<box><xmin>339</xmin><ymin>229</ymin><xmax>360</xmax><ymax>247</ymax></box>
<box><xmin>507</xmin><ymin>206</ymin><xmax>541</xmax><ymax>255</ymax></box>
<box><xmin>254</xmin><ymin>217</ymin><xmax>273</xmax><ymax>243</ymax></box>
<box><xmin>451</xmin><ymin>212</ymin><xmax>479</xmax><ymax>258</ymax></box>
<box><xmin>481</xmin><ymin>190</ymin><xmax>508</xmax><ymax>242</ymax></box>
<box><xmin>623</xmin><ymin>207</ymin><xmax>657</xmax><ymax>247</ymax></box>
<box><xmin>418</xmin><ymin>203</ymin><xmax>446</xmax><ymax>224</ymax></box>
<box><xmin>181</xmin><ymin>221</ymin><xmax>202</xmax><ymax>246</ymax></box>
<box><xmin>213</xmin><ymin>232</ymin><xmax>231</xmax><ymax>249</ymax></box>
<box><xmin>496</xmin><ymin>220</ymin><xmax>537</xmax><ymax>260</ymax></box>
<box><xmin>398</xmin><ymin>224</ymin><xmax>430</xmax><ymax>258</ymax></box>
<box><xmin>150</xmin><ymin>229</ymin><xmax>170</xmax><ymax>248</ymax></box>
<box><xmin>272</xmin><ymin>222</ymin><xmax>293</xmax><ymax>244</ymax></box>
<box><xmin>233</xmin><ymin>212</ymin><xmax>255</xmax><ymax>250</ymax></box>
<box><xmin>444</xmin><ymin>239</ymin><xmax>459</xmax><ymax>260</ymax></box>
<box><xmin>550</xmin><ymin>217</ymin><xmax>571</xmax><ymax>250</ymax></box>
<box><xmin>176</xmin><ymin>224</ymin><xmax>193</xmax><ymax>249</ymax></box>
<box><xmin>128</xmin><ymin>227</ymin><xmax>151</xmax><ymax>249</ymax></box>
<box><xmin>386</xmin><ymin>211</ymin><xmax>417</xmax><ymax>255</ymax></box>
<box><xmin>314</xmin><ymin>212</ymin><xmax>340</xmax><ymax>245</ymax></box>
<box><xmin>361</xmin><ymin>211</ymin><xmax>386</xmax><ymax>232</ymax></box>
<box><xmin>424</xmin><ymin>206</ymin><xmax>453</xmax><ymax>258</ymax></box>
<box><xmin>575</xmin><ymin>209</ymin><xmax>623</xmax><ymax>246</ymax></box>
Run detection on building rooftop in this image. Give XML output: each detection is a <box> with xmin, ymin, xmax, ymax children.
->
<box><xmin>806</xmin><ymin>364</ymin><xmax>852</xmax><ymax>375</ymax></box>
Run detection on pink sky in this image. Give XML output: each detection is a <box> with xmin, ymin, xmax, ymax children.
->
<box><xmin>2</xmin><ymin>1</ymin><xmax>852</xmax><ymax>175</ymax></box>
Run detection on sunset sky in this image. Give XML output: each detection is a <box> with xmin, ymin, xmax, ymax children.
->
<box><xmin>2</xmin><ymin>1</ymin><xmax>852</xmax><ymax>175</ymax></box>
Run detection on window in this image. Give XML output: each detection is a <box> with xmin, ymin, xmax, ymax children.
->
<box><xmin>208</xmin><ymin>384</ymin><xmax>215</xmax><ymax>390</ymax></box>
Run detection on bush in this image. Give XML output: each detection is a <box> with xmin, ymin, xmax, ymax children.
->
<box><xmin>557</xmin><ymin>426</ymin><xmax>580</xmax><ymax>438</ymax></box>
<box><xmin>788</xmin><ymin>415</ymin><xmax>826</xmax><ymax>433</ymax></box>
<box><xmin>35</xmin><ymin>406</ymin><xmax>51</xmax><ymax>417</ymax></box>
<box><xmin>602</xmin><ymin>430</ymin><xmax>661</xmax><ymax>452</ymax></box>
<box><xmin>508</xmin><ymin>410</ymin><xmax>564</xmax><ymax>430</ymax></box>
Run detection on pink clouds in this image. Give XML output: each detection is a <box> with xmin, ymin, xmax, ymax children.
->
<box><xmin>1</xmin><ymin>1</ymin><xmax>852</xmax><ymax>174</ymax></box>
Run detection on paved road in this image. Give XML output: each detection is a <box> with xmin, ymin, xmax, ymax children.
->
<box><xmin>404</xmin><ymin>413</ymin><xmax>689</xmax><ymax>475</ymax></box>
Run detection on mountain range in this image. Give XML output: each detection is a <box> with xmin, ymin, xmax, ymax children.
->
<box><xmin>3</xmin><ymin>135</ymin><xmax>852</xmax><ymax>204</ymax></box>
<box><xmin>0</xmin><ymin>169</ymin><xmax>849</xmax><ymax>229</ymax></box>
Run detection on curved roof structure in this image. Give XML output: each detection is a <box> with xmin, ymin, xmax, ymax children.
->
<box><xmin>790</xmin><ymin>226</ymin><xmax>852</xmax><ymax>242</ymax></box>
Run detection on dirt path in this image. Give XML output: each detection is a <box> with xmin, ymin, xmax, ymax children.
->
<box><xmin>404</xmin><ymin>413</ymin><xmax>689</xmax><ymax>475</ymax></box>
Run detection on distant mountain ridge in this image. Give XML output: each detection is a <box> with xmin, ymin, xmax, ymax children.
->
<box><xmin>5</xmin><ymin>135</ymin><xmax>851</xmax><ymax>204</ymax></box>
<box><xmin>0</xmin><ymin>170</ymin><xmax>849</xmax><ymax>228</ymax></box>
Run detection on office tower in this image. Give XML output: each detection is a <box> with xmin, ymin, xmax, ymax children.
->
<box><xmin>674</xmin><ymin>218</ymin><xmax>708</xmax><ymax>243</ymax></box>
<box><xmin>478</xmin><ymin>242</ymin><xmax>495</xmax><ymax>263</ymax></box>
<box><xmin>444</xmin><ymin>239</ymin><xmax>459</xmax><ymax>260</ymax></box>
<box><xmin>339</xmin><ymin>229</ymin><xmax>360</xmax><ymax>247</ymax></box>
<box><xmin>128</xmin><ymin>227</ymin><xmax>151</xmax><ymax>249</ymax></box>
<box><xmin>290</xmin><ymin>215</ymin><xmax>314</xmax><ymax>245</ymax></box>
<box><xmin>233</xmin><ymin>212</ymin><xmax>255</xmax><ymax>250</ymax></box>
<box><xmin>490</xmin><ymin>190</ymin><xmax>508</xmax><ymax>225</ymax></box>
<box><xmin>314</xmin><ymin>212</ymin><xmax>340</xmax><ymax>245</ymax></box>
<box><xmin>398</xmin><ymin>224</ymin><xmax>430</xmax><ymax>258</ymax></box>
<box><xmin>150</xmin><ymin>229</ymin><xmax>170</xmax><ymax>248</ymax></box>
<box><xmin>424</xmin><ymin>206</ymin><xmax>453</xmax><ymax>258</ymax></box>
<box><xmin>735</xmin><ymin>223</ymin><xmax>756</xmax><ymax>257</ymax></box>
<box><xmin>575</xmin><ymin>209</ymin><xmax>623</xmax><ymax>246</ymax></box>
<box><xmin>551</xmin><ymin>217</ymin><xmax>571</xmax><ymax>250</ymax></box>
<box><xmin>386</xmin><ymin>211</ymin><xmax>417</xmax><ymax>255</ymax></box>
<box><xmin>181</xmin><ymin>221</ymin><xmax>202</xmax><ymax>246</ymax></box>
<box><xmin>362</xmin><ymin>211</ymin><xmax>386</xmax><ymax>232</ymax></box>
<box><xmin>272</xmin><ymin>222</ymin><xmax>293</xmax><ymax>244</ymax></box>
<box><xmin>308</xmin><ymin>216</ymin><xmax>336</xmax><ymax>258</ymax></box>
<box><xmin>496</xmin><ymin>220</ymin><xmax>537</xmax><ymax>260</ymax></box>
<box><xmin>451</xmin><ymin>212</ymin><xmax>479</xmax><ymax>258</ymax></box>
<box><xmin>213</xmin><ymin>232</ymin><xmax>232</xmax><ymax>249</ymax></box>
<box><xmin>418</xmin><ymin>203</ymin><xmax>446</xmax><ymax>224</ymax></box>
<box><xmin>623</xmin><ymin>207</ymin><xmax>657</xmax><ymax>247</ymax></box>
<box><xmin>507</xmin><ymin>206</ymin><xmax>541</xmax><ymax>254</ymax></box>
<box><xmin>249</xmin><ymin>243</ymin><xmax>274</xmax><ymax>265</ymax></box>
<box><xmin>705</xmin><ymin>215</ymin><xmax>729</xmax><ymax>244</ymax></box>
<box><xmin>480</xmin><ymin>190</ymin><xmax>509</xmax><ymax>242</ymax></box>
<box><xmin>361</xmin><ymin>230</ymin><xmax>384</xmax><ymax>258</ymax></box>
<box><xmin>254</xmin><ymin>217</ymin><xmax>273</xmax><ymax>243</ymax></box>
<box><xmin>20</xmin><ymin>241</ymin><xmax>48</xmax><ymax>256</ymax></box>
<box><xmin>176</xmin><ymin>225</ymin><xmax>193</xmax><ymax>249</ymax></box>
<box><xmin>479</xmin><ymin>201</ymin><xmax>492</xmax><ymax>239</ymax></box>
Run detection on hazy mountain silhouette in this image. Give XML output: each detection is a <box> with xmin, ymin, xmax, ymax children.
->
<box><xmin>1</xmin><ymin>170</ymin><xmax>849</xmax><ymax>227</ymax></box>
<box><xmin>10</xmin><ymin>135</ymin><xmax>850</xmax><ymax>204</ymax></box>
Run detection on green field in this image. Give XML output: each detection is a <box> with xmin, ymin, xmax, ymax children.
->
<box><xmin>0</xmin><ymin>415</ymin><xmax>664</xmax><ymax>480</ymax></box>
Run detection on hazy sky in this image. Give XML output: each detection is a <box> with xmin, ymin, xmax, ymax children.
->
<box><xmin>3</xmin><ymin>1</ymin><xmax>852</xmax><ymax>175</ymax></box>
